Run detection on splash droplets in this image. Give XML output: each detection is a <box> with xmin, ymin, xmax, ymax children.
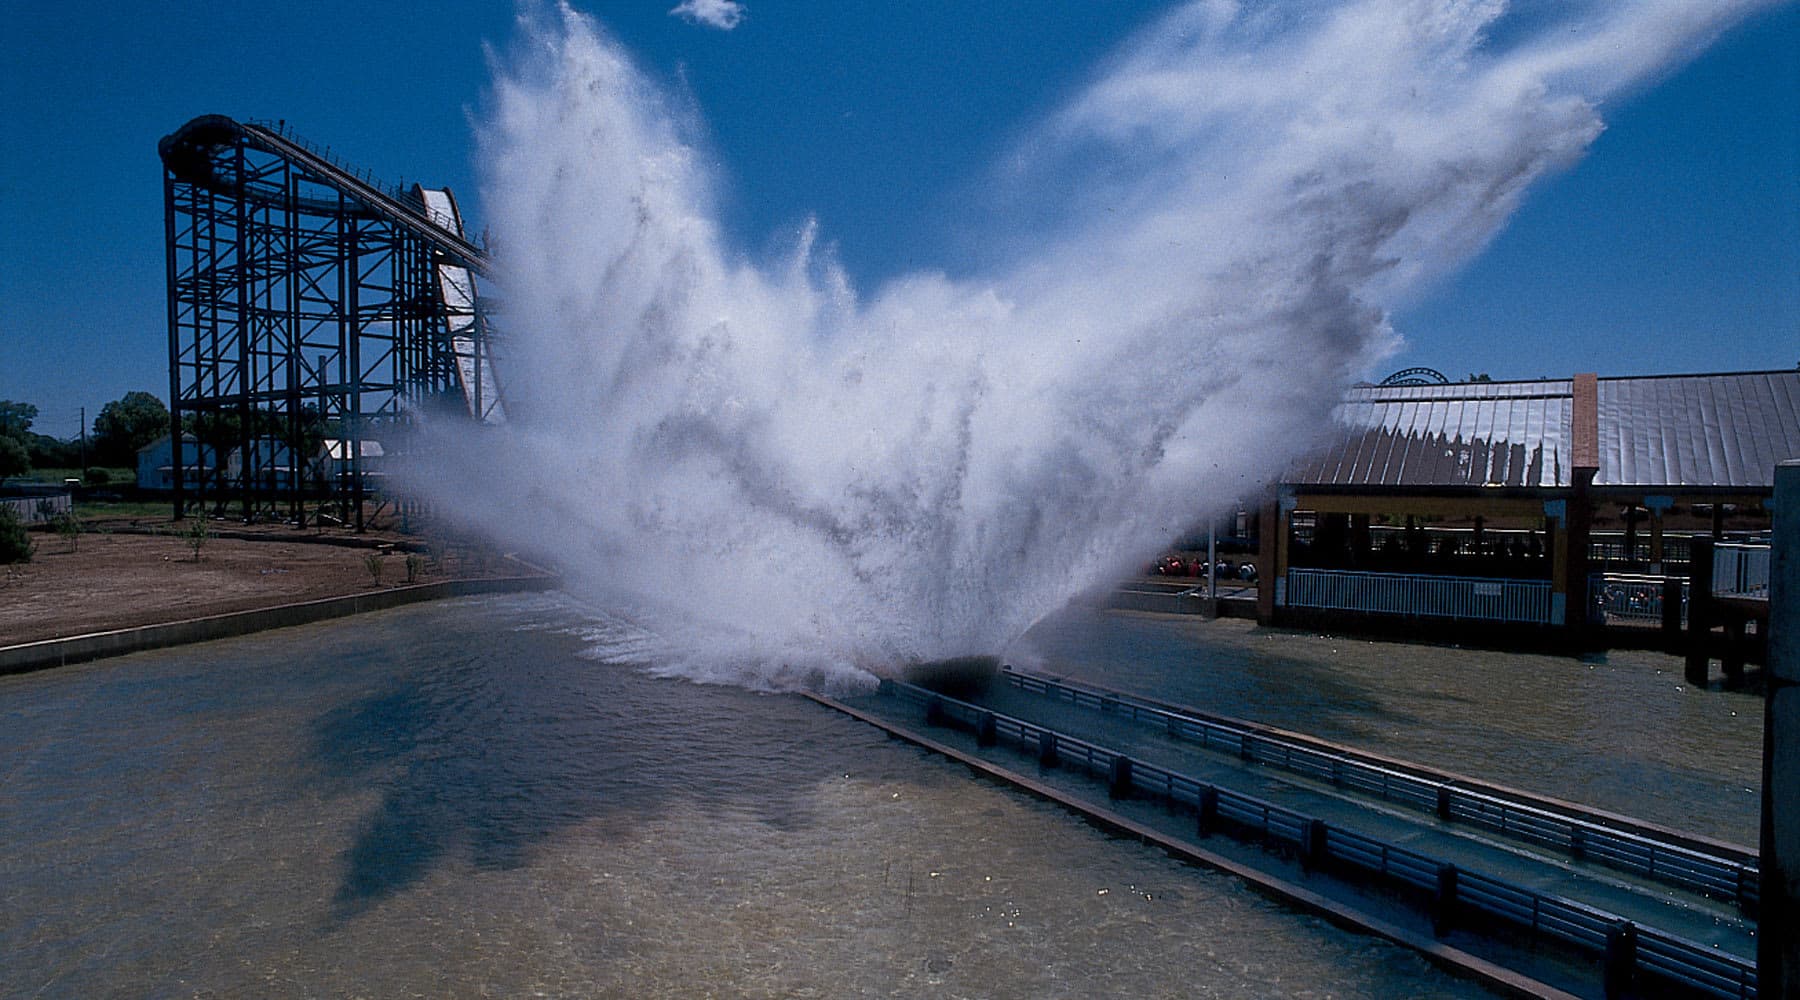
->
<box><xmin>414</xmin><ymin>1</ymin><xmax>1766</xmax><ymax>688</ymax></box>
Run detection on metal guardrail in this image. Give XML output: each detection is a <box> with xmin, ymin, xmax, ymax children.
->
<box><xmin>1590</xmin><ymin>572</ymin><xmax>1687</xmax><ymax>627</ymax></box>
<box><xmin>1284</xmin><ymin>568</ymin><xmax>1553</xmax><ymax>624</ymax></box>
<box><xmin>1002</xmin><ymin>669</ymin><xmax>1758</xmax><ymax>912</ymax></box>
<box><xmin>1714</xmin><ymin>543</ymin><xmax>1771</xmax><ymax>600</ymax></box>
<box><xmin>885</xmin><ymin>679</ymin><xmax>1757</xmax><ymax>999</ymax></box>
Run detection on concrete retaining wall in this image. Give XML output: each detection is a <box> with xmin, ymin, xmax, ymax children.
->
<box><xmin>0</xmin><ymin>575</ymin><xmax>558</xmax><ymax>676</ymax></box>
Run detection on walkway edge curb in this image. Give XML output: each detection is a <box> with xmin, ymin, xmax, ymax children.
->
<box><xmin>0</xmin><ymin>575</ymin><xmax>560</xmax><ymax>676</ymax></box>
<box><xmin>805</xmin><ymin>691</ymin><xmax>1582</xmax><ymax>1000</ymax></box>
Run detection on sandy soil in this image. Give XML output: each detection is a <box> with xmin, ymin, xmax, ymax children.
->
<box><xmin>0</xmin><ymin>521</ymin><xmax>533</xmax><ymax>648</ymax></box>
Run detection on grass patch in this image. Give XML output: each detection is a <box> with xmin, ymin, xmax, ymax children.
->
<box><xmin>74</xmin><ymin>499</ymin><xmax>175</xmax><ymax>520</ymax></box>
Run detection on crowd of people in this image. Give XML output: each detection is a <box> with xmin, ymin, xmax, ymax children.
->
<box><xmin>1150</xmin><ymin>554</ymin><xmax>1258</xmax><ymax>581</ymax></box>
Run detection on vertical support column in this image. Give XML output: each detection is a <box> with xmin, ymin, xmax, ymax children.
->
<box><xmin>1566</xmin><ymin>372</ymin><xmax>1600</xmax><ymax>644</ymax></box>
<box><xmin>1757</xmin><ymin>460</ymin><xmax>1800</xmax><ymax>998</ymax></box>
<box><xmin>1545</xmin><ymin>499</ymin><xmax>1568</xmax><ymax>624</ymax></box>
<box><xmin>163</xmin><ymin>170</ymin><xmax>186</xmax><ymax>521</ymax></box>
<box><xmin>1257</xmin><ymin>500</ymin><xmax>1280</xmax><ymax>624</ymax></box>
<box><xmin>1566</xmin><ymin>470</ymin><xmax>1595</xmax><ymax>640</ymax></box>
<box><xmin>233</xmin><ymin>143</ymin><xmax>254</xmax><ymax>525</ymax></box>
<box><xmin>1645</xmin><ymin>494</ymin><xmax>1673</xmax><ymax>573</ymax></box>
<box><xmin>343</xmin><ymin>208</ymin><xmax>365</xmax><ymax>533</ymax></box>
<box><xmin>1207</xmin><ymin>517</ymin><xmax>1217</xmax><ymax>603</ymax></box>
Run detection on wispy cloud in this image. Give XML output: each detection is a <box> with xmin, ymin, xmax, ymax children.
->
<box><xmin>669</xmin><ymin>0</ymin><xmax>744</xmax><ymax>31</ymax></box>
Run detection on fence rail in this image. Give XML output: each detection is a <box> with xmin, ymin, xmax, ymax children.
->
<box><xmin>1001</xmin><ymin>669</ymin><xmax>1758</xmax><ymax>911</ymax></box>
<box><xmin>1714</xmin><ymin>543</ymin><xmax>1771</xmax><ymax>600</ymax></box>
<box><xmin>1</xmin><ymin>494</ymin><xmax>71</xmax><ymax>525</ymax></box>
<box><xmin>886</xmin><ymin>679</ymin><xmax>1756</xmax><ymax>999</ymax></box>
<box><xmin>1284</xmin><ymin>568</ymin><xmax>1552</xmax><ymax>624</ymax></box>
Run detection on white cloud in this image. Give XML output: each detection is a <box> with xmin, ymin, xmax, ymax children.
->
<box><xmin>669</xmin><ymin>0</ymin><xmax>744</xmax><ymax>31</ymax></box>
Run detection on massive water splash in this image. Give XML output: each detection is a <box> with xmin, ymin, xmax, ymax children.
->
<box><xmin>414</xmin><ymin>0</ymin><xmax>1768</xmax><ymax>689</ymax></box>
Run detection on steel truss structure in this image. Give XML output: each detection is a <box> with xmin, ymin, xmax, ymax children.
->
<box><xmin>159</xmin><ymin>114</ymin><xmax>500</xmax><ymax>530</ymax></box>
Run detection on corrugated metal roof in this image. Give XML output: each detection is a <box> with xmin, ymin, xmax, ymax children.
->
<box><xmin>1594</xmin><ymin>371</ymin><xmax>1800</xmax><ymax>488</ymax></box>
<box><xmin>1292</xmin><ymin>381</ymin><xmax>1572</xmax><ymax>488</ymax></box>
<box><xmin>1292</xmin><ymin>370</ymin><xmax>1800</xmax><ymax>490</ymax></box>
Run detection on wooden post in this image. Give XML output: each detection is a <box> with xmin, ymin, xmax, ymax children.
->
<box><xmin>1433</xmin><ymin>864</ymin><xmax>1458</xmax><ymax>937</ymax></box>
<box><xmin>1108</xmin><ymin>756</ymin><xmax>1133</xmax><ymax>800</ymax></box>
<box><xmin>1566</xmin><ymin>469</ymin><xmax>1596</xmax><ymax>643</ymax></box>
<box><xmin>1661</xmin><ymin>577</ymin><xmax>1683</xmax><ymax>640</ymax></box>
<box><xmin>1300</xmin><ymin>818</ymin><xmax>1328</xmax><ymax>872</ymax></box>
<box><xmin>1687</xmin><ymin>536</ymin><xmax>1715</xmax><ymax>687</ymax></box>
<box><xmin>1758</xmin><ymin>461</ymin><xmax>1800</xmax><ymax>999</ymax></box>
<box><xmin>1196</xmin><ymin>785</ymin><xmax>1219</xmax><ymax>837</ymax></box>
<box><xmin>1603</xmin><ymin>920</ymin><xmax>1637</xmax><ymax>1000</ymax></box>
<box><xmin>1257</xmin><ymin>500</ymin><xmax>1281</xmax><ymax>625</ymax></box>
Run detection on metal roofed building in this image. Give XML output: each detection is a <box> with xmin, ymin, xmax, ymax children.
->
<box><xmin>1260</xmin><ymin>370</ymin><xmax>1798</xmax><ymax>643</ymax></box>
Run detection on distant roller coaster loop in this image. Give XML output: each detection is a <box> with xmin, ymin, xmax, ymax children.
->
<box><xmin>1378</xmin><ymin>367</ymin><xmax>1450</xmax><ymax>387</ymax></box>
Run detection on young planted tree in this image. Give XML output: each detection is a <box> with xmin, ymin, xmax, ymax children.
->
<box><xmin>183</xmin><ymin>516</ymin><xmax>210</xmax><ymax>562</ymax></box>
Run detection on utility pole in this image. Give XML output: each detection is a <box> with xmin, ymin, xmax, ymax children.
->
<box><xmin>79</xmin><ymin>406</ymin><xmax>88</xmax><ymax>474</ymax></box>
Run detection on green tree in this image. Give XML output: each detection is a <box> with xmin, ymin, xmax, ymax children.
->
<box><xmin>92</xmin><ymin>391</ymin><xmax>170</xmax><ymax>467</ymax></box>
<box><xmin>0</xmin><ymin>400</ymin><xmax>35</xmax><ymax>478</ymax></box>
<box><xmin>0</xmin><ymin>435</ymin><xmax>27</xmax><ymax>480</ymax></box>
<box><xmin>26</xmin><ymin>432</ymin><xmax>77</xmax><ymax>469</ymax></box>
<box><xmin>0</xmin><ymin>400</ymin><xmax>36</xmax><ymax>439</ymax></box>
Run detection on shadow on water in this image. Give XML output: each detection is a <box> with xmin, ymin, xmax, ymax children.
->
<box><xmin>305</xmin><ymin>603</ymin><xmax>852</xmax><ymax>921</ymax></box>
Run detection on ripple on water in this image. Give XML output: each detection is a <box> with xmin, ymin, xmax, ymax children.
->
<box><xmin>1</xmin><ymin>594</ymin><xmax>1495</xmax><ymax>998</ymax></box>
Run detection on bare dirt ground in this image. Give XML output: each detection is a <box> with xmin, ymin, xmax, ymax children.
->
<box><xmin>0</xmin><ymin>519</ymin><xmax>534</xmax><ymax>647</ymax></box>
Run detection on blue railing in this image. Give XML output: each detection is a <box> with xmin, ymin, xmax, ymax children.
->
<box><xmin>1284</xmin><ymin>568</ymin><xmax>1552</xmax><ymax>623</ymax></box>
<box><xmin>1001</xmin><ymin>669</ymin><xmax>1757</xmax><ymax>909</ymax></box>
<box><xmin>881</xmin><ymin>678</ymin><xmax>1759</xmax><ymax>999</ymax></box>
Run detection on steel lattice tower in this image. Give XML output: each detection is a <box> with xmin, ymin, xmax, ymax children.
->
<box><xmin>159</xmin><ymin>115</ymin><xmax>499</xmax><ymax>530</ymax></box>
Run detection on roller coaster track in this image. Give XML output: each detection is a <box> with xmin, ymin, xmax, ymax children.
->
<box><xmin>160</xmin><ymin>114</ymin><xmax>489</xmax><ymax>276</ymax></box>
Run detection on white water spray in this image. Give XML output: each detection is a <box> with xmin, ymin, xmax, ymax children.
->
<box><xmin>415</xmin><ymin>0</ymin><xmax>1768</xmax><ymax>689</ymax></box>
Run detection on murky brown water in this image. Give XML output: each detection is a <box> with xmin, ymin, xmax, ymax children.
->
<box><xmin>2</xmin><ymin>594</ymin><xmax>1492</xmax><ymax>999</ymax></box>
<box><xmin>1015</xmin><ymin>606</ymin><xmax>1764</xmax><ymax>845</ymax></box>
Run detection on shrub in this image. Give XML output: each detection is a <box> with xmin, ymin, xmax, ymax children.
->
<box><xmin>183</xmin><ymin>517</ymin><xmax>210</xmax><ymax>561</ymax></box>
<box><xmin>404</xmin><ymin>552</ymin><xmax>424</xmax><ymax>584</ymax></box>
<box><xmin>364</xmin><ymin>551</ymin><xmax>385</xmax><ymax>586</ymax></box>
<box><xmin>0</xmin><ymin>505</ymin><xmax>32</xmax><ymax>564</ymax></box>
<box><xmin>54</xmin><ymin>513</ymin><xmax>80</xmax><ymax>553</ymax></box>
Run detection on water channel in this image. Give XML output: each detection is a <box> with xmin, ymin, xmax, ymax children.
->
<box><xmin>1</xmin><ymin>592</ymin><xmax>1761</xmax><ymax>997</ymax></box>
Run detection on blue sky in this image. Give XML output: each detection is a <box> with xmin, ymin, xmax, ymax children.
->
<box><xmin>0</xmin><ymin>1</ymin><xmax>1794</xmax><ymax>441</ymax></box>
